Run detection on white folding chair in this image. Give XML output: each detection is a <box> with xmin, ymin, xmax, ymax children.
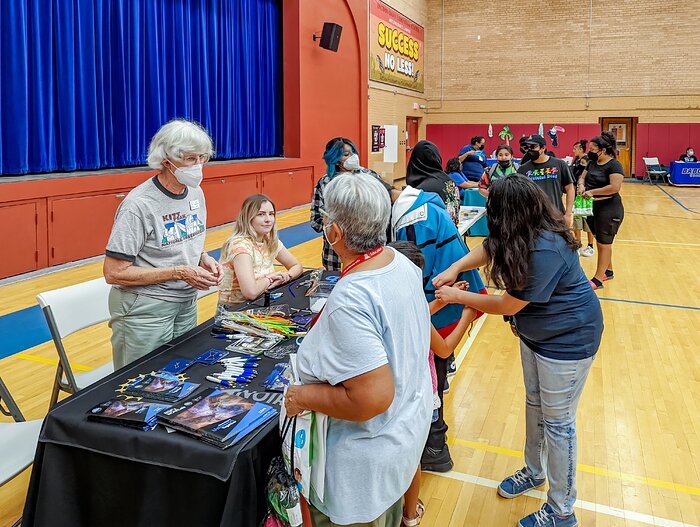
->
<box><xmin>36</xmin><ymin>278</ymin><xmax>114</xmax><ymax>407</ymax></box>
<box><xmin>642</xmin><ymin>157</ymin><xmax>668</xmax><ymax>184</ymax></box>
<box><xmin>0</xmin><ymin>377</ymin><xmax>43</xmax><ymax>527</ymax></box>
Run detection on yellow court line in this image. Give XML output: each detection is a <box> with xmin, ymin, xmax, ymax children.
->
<box><xmin>449</xmin><ymin>437</ymin><xmax>700</xmax><ymax>497</ymax></box>
<box><xmin>15</xmin><ymin>353</ymin><xmax>92</xmax><ymax>372</ymax></box>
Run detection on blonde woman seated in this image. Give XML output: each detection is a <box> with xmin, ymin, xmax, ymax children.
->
<box><xmin>218</xmin><ymin>195</ymin><xmax>303</xmax><ymax>306</ymax></box>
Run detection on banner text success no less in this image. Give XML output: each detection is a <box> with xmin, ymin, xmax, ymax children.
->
<box><xmin>376</xmin><ymin>22</ymin><xmax>419</xmax><ymax>78</ymax></box>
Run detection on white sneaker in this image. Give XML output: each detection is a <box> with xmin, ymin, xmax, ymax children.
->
<box><xmin>582</xmin><ymin>246</ymin><xmax>595</xmax><ymax>257</ymax></box>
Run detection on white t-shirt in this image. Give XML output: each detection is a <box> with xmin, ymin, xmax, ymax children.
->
<box><xmin>296</xmin><ymin>248</ymin><xmax>432</xmax><ymax>524</ymax></box>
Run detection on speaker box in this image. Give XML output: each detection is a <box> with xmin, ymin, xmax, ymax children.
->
<box><xmin>319</xmin><ymin>22</ymin><xmax>342</xmax><ymax>52</ymax></box>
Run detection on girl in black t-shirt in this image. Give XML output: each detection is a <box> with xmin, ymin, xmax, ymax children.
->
<box><xmin>579</xmin><ymin>131</ymin><xmax>624</xmax><ymax>289</ymax></box>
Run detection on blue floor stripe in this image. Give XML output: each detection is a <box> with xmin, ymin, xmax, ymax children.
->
<box><xmin>0</xmin><ymin>224</ymin><xmax>320</xmax><ymax>360</ymax></box>
<box><xmin>597</xmin><ymin>296</ymin><xmax>700</xmax><ymax>311</ymax></box>
<box><xmin>655</xmin><ymin>184</ymin><xmax>700</xmax><ymax>215</ymax></box>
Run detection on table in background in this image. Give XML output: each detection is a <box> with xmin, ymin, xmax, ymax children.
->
<box><xmin>460</xmin><ymin>189</ymin><xmax>489</xmax><ymax>237</ymax></box>
<box><xmin>458</xmin><ymin>206</ymin><xmax>486</xmax><ymax>238</ymax></box>
<box><xmin>22</xmin><ymin>274</ymin><xmax>320</xmax><ymax>527</ymax></box>
<box><xmin>669</xmin><ymin>162</ymin><xmax>700</xmax><ymax>186</ymax></box>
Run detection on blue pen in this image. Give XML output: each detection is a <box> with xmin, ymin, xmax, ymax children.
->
<box><xmin>206</xmin><ymin>375</ymin><xmax>235</xmax><ymax>387</ymax></box>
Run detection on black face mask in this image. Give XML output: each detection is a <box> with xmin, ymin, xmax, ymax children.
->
<box><xmin>498</xmin><ymin>160</ymin><xmax>511</xmax><ymax>169</ymax></box>
<box><xmin>588</xmin><ymin>151</ymin><xmax>599</xmax><ymax>163</ymax></box>
<box><xmin>529</xmin><ymin>149</ymin><xmax>542</xmax><ymax>161</ymax></box>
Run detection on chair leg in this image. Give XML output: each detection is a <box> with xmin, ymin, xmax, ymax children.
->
<box><xmin>49</xmin><ymin>365</ymin><xmax>63</xmax><ymax>408</ymax></box>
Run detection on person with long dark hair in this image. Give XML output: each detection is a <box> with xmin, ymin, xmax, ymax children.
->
<box><xmin>432</xmin><ymin>175</ymin><xmax>603</xmax><ymax>527</ymax></box>
<box><xmin>458</xmin><ymin>135</ymin><xmax>488</xmax><ymax>182</ymax></box>
<box><xmin>580</xmin><ymin>131</ymin><xmax>625</xmax><ymax>289</ymax></box>
<box><xmin>406</xmin><ymin>140</ymin><xmax>460</xmax><ymax>225</ymax></box>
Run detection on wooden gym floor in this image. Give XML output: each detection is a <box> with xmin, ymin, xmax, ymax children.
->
<box><xmin>1</xmin><ymin>182</ymin><xmax>699</xmax><ymax>527</ymax></box>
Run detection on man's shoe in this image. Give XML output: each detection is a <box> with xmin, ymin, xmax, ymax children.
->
<box><xmin>421</xmin><ymin>445</ymin><xmax>454</xmax><ymax>473</ymax></box>
<box><xmin>497</xmin><ymin>468</ymin><xmax>546</xmax><ymax>498</ymax></box>
<box><xmin>581</xmin><ymin>245</ymin><xmax>595</xmax><ymax>257</ymax></box>
<box><xmin>518</xmin><ymin>503</ymin><xmax>578</xmax><ymax>527</ymax></box>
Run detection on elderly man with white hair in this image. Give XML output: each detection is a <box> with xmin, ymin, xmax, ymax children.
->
<box><xmin>104</xmin><ymin>118</ymin><xmax>223</xmax><ymax>369</ymax></box>
<box><xmin>284</xmin><ymin>172</ymin><xmax>433</xmax><ymax>527</ymax></box>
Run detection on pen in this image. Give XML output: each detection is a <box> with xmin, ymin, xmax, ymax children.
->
<box><xmin>206</xmin><ymin>375</ymin><xmax>235</xmax><ymax>387</ymax></box>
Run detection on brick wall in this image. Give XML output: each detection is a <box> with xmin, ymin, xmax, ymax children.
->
<box><xmin>367</xmin><ymin>0</ymin><xmax>429</xmax><ymax>183</ymax></box>
<box><xmin>423</xmin><ymin>0</ymin><xmax>700</xmax><ymax>121</ymax></box>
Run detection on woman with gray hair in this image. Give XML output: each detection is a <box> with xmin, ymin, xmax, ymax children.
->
<box><xmin>284</xmin><ymin>172</ymin><xmax>433</xmax><ymax>526</ymax></box>
<box><xmin>104</xmin><ymin>119</ymin><xmax>223</xmax><ymax>369</ymax></box>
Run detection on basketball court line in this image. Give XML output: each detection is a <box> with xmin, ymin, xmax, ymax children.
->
<box><xmin>429</xmin><ymin>469</ymin><xmax>699</xmax><ymax>527</ymax></box>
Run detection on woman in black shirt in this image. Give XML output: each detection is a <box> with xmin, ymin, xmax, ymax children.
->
<box><xmin>580</xmin><ymin>131</ymin><xmax>624</xmax><ymax>289</ymax></box>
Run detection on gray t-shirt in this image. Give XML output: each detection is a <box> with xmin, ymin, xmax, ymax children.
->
<box><xmin>296</xmin><ymin>249</ymin><xmax>432</xmax><ymax>524</ymax></box>
<box><xmin>105</xmin><ymin>176</ymin><xmax>207</xmax><ymax>302</ymax></box>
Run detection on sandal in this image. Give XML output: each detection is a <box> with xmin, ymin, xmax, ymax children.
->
<box><xmin>402</xmin><ymin>499</ymin><xmax>425</xmax><ymax>526</ymax></box>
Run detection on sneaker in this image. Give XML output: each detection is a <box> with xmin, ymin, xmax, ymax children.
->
<box><xmin>421</xmin><ymin>444</ymin><xmax>454</xmax><ymax>473</ymax></box>
<box><xmin>447</xmin><ymin>355</ymin><xmax>457</xmax><ymax>377</ymax></box>
<box><xmin>603</xmin><ymin>269</ymin><xmax>614</xmax><ymax>281</ymax></box>
<box><xmin>518</xmin><ymin>503</ymin><xmax>578</xmax><ymax>527</ymax></box>
<box><xmin>581</xmin><ymin>245</ymin><xmax>595</xmax><ymax>257</ymax></box>
<box><xmin>443</xmin><ymin>377</ymin><xmax>450</xmax><ymax>394</ymax></box>
<box><xmin>497</xmin><ymin>468</ymin><xmax>546</xmax><ymax>498</ymax></box>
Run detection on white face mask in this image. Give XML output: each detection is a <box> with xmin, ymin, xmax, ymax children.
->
<box><xmin>343</xmin><ymin>153</ymin><xmax>360</xmax><ymax>171</ymax></box>
<box><xmin>322</xmin><ymin>223</ymin><xmax>339</xmax><ymax>246</ymax></box>
<box><xmin>169</xmin><ymin>163</ymin><xmax>203</xmax><ymax>188</ymax></box>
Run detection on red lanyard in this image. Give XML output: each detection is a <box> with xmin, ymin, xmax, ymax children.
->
<box><xmin>340</xmin><ymin>246</ymin><xmax>384</xmax><ymax>277</ymax></box>
<box><xmin>309</xmin><ymin>246</ymin><xmax>384</xmax><ymax>328</ymax></box>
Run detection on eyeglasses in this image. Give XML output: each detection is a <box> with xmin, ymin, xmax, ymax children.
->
<box><xmin>180</xmin><ymin>153</ymin><xmax>211</xmax><ymax>164</ymax></box>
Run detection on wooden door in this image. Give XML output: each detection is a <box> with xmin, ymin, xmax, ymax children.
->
<box><xmin>405</xmin><ymin>117</ymin><xmax>420</xmax><ymax>168</ymax></box>
<box><xmin>601</xmin><ymin>117</ymin><xmax>635</xmax><ymax>176</ymax></box>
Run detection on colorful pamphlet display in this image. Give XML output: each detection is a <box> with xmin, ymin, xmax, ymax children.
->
<box><xmin>157</xmin><ymin>388</ymin><xmax>278</xmax><ymax>449</ymax></box>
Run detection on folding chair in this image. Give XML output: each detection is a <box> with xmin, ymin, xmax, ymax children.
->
<box><xmin>642</xmin><ymin>157</ymin><xmax>669</xmax><ymax>184</ymax></box>
<box><xmin>0</xmin><ymin>376</ymin><xmax>43</xmax><ymax>527</ymax></box>
<box><xmin>36</xmin><ymin>277</ymin><xmax>114</xmax><ymax>407</ymax></box>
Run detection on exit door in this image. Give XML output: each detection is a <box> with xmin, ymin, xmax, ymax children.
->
<box><xmin>600</xmin><ymin>117</ymin><xmax>636</xmax><ymax>176</ymax></box>
<box><xmin>406</xmin><ymin>117</ymin><xmax>420</xmax><ymax>167</ymax></box>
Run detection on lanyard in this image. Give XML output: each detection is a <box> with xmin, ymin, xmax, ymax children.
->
<box><xmin>340</xmin><ymin>246</ymin><xmax>384</xmax><ymax>277</ymax></box>
<box><xmin>309</xmin><ymin>246</ymin><xmax>384</xmax><ymax>328</ymax></box>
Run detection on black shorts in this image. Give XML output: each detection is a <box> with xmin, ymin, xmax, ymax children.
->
<box><xmin>586</xmin><ymin>194</ymin><xmax>624</xmax><ymax>245</ymax></box>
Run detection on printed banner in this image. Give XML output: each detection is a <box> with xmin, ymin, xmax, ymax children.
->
<box><xmin>369</xmin><ymin>0</ymin><xmax>424</xmax><ymax>93</ymax></box>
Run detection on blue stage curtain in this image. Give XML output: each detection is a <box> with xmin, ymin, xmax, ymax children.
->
<box><xmin>0</xmin><ymin>0</ymin><xmax>281</xmax><ymax>175</ymax></box>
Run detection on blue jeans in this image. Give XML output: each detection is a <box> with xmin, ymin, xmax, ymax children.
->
<box><xmin>520</xmin><ymin>340</ymin><xmax>594</xmax><ymax>516</ymax></box>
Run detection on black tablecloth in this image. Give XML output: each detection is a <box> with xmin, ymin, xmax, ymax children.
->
<box><xmin>22</xmin><ymin>273</ymin><xmax>322</xmax><ymax>527</ymax></box>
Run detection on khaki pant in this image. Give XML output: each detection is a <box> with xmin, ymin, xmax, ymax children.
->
<box><xmin>572</xmin><ymin>215</ymin><xmax>591</xmax><ymax>232</ymax></box>
<box><xmin>108</xmin><ymin>287</ymin><xmax>197</xmax><ymax>369</ymax></box>
<box><xmin>309</xmin><ymin>499</ymin><xmax>402</xmax><ymax>527</ymax></box>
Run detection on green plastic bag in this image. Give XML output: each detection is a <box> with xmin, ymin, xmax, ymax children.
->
<box><xmin>573</xmin><ymin>195</ymin><xmax>593</xmax><ymax>217</ymax></box>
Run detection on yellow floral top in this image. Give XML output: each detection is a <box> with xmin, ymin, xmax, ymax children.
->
<box><xmin>218</xmin><ymin>236</ymin><xmax>283</xmax><ymax>306</ymax></box>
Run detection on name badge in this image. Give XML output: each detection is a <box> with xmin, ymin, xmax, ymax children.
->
<box><xmin>189</xmin><ymin>199</ymin><xmax>200</xmax><ymax>211</ymax></box>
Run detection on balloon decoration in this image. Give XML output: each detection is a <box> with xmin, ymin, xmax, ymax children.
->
<box><xmin>498</xmin><ymin>125</ymin><xmax>514</xmax><ymax>145</ymax></box>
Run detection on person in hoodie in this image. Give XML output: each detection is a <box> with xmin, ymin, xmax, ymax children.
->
<box><xmin>310</xmin><ymin>137</ymin><xmax>380</xmax><ymax>271</ymax></box>
<box><xmin>406</xmin><ymin>140</ymin><xmax>461</xmax><ymax>226</ymax></box>
<box><xmin>382</xmin><ymin>179</ymin><xmax>487</xmax><ymax>473</ymax></box>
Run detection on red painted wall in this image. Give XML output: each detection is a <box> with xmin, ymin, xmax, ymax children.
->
<box><xmin>0</xmin><ymin>0</ymin><xmax>369</xmax><ymax>279</ymax></box>
<box><xmin>427</xmin><ymin>123</ymin><xmax>602</xmax><ymax>164</ymax></box>
<box><xmin>635</xmin><ymin>123</ymin><xmax>700</xmax><ymax>170</ymax></box>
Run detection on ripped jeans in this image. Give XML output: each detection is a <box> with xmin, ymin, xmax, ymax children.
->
<box><xmin>520</xmin><ymin>340</ymin><xmax>594</xmax><ymax>516</ymax></box>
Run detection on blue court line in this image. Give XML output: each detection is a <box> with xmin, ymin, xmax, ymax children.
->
<box><xmin>597</xmin><ymin>296</ymin><xmax>700</xmax><ymax>311</ymax></box>
<box><xmin>0</xmin><ymin>223</ymin><xmax>320</xmax><ymax>360</ymax></box>
<box><xmin>655</xmin><ymin>184</ymin><xmax>700</xmax><ymax>215</ymax></box>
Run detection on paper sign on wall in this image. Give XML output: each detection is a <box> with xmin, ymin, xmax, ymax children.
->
<box><xmin>383</xmin><ymin>125</ymin><xmax>398</xmax><ymax>163</ymax></box>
